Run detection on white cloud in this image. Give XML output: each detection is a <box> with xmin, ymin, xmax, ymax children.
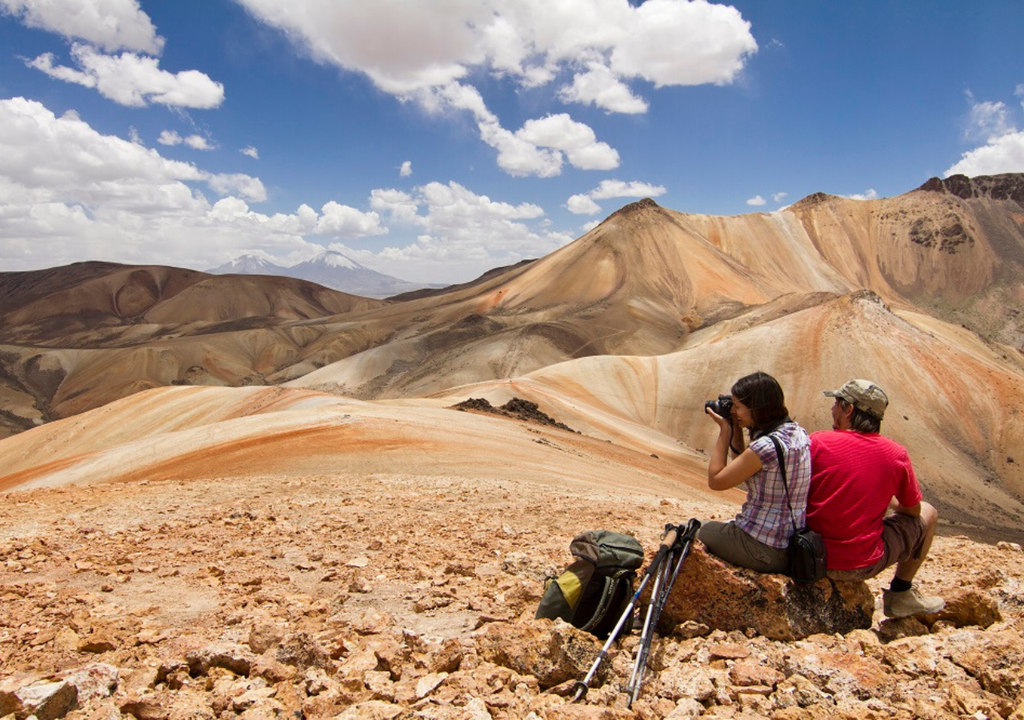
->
<box><xmin>241</xmin><ymin>146</ymin><xmax>260</xmax><ymax>160</ymax></box>
<box><xmin>516</xmin><ymin>114</ymin><xmax>619</xmax><ymax>170</ymax></box>
<box><xmin>234</xmin><ymin>0</ymin><xmax>756</xmax><ymax>172</ymax></box>
<box><xmin>559</xmin><ymin>62</ymin><xmax>649</xmax><ymax>114</ymax></box>
<box><xmin>27</xmin><ymin>43</ymin><xmax>225</xmax><ymax>109</ymax></box>
<box><xmin>945</xmin><ymin>132</ymin><xmax>1024</xmax><ymax>177</ymax></box>
<box><xmin>772</xmin><ymin>192</ymin><xmax>788</xmax><ymax>203</ymax></box>
<box><xmin>0</xmin><ymin>0</ymin><xmax>163</xmax><ymax>53</ymax></box>
<box><xmin>565</xmin><ymin>178</ymin><xmax>666</xmax><ymax>215</ymax></box>
<box><xmin>314</xmin><ymin>201</ymin><xmax>386</xmax><ymax>238</ymax></box>
<box><xmin>234</xmin><ymin>0</ymin><xmax>755</xmax><ymax>100</ymax></box>
<box><xmin>184</xmin><ymin>135</ymin><xmax>214</xmax><ymax>151</ymax></box>
<box><xmin>399</xmin><ymin>160</ymin><xmax>412</xmax><ymax>177</ymax></box>
<box><xmin>844</xmin><ymin>189</ymin><xmax>879</xmax><ymax>201</ymax></box>
<box><xmin>0</xmin><ymin>97</ymin><xmax>365</xmax><ymax>269</ymax></box>
<box><xmin>367</xmin><ymin>180</ymin><xmax>566</xmax><ymax>274</ymax></box>
<box><xmin>964</xmin><ymin>99</ymin><xmax>1014</xmax><ymax>143</ymax></box>
<box><xmin>945</xmin><ymin>90</ymin><xmax>1024</xmax><ymax>178</ymax></box>
<box><xmin>157</xmin><ymin>130</ymin><xmax>181</xmax><ymax>146</ymax></box>
<box><xmin>566</xmin><ymin>193</ymin><xmax>602</xmax><ymax>215</ymax></box>
<box><xmin>746</xmin><ymin>195</ymin><xmax>766</xmax><ymax>206</ymax></box>
<box><xmin>158</xmin><ymin>130</ymin><xmax>215</xmax><ymax>150</ymax></box>
<box><xmin>589</xmin><ymin>179</ymin><xmax>666</xmax><ymax>200</ymax></box>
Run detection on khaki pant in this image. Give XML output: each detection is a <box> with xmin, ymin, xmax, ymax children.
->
<box><xmin>697</xmin><ymin>520</ymin><xmax>788</xmax><ymax>574</ymax></box>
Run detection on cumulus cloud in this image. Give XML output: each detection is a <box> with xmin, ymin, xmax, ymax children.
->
<box><xmin>559</xmin><ymin>62</ymin><xmax>649</xmax><ymax>114</ymax></box>
<box><xmin>0</xmin><ymin>0</ymin><xmax>164</xmax><ymax>53</ymax></box>
<box><xmin>27</xmin><ymin>44</ymin><xmax>225</xmax><ymax>109</ymax></box>
<box><xmin>945</xmin><ymin>90</ymin><xmax>1024</xmax><ymax>178</ymax></box>
<box><xmin>234</xmin><ymin>0</ymin><xmax>755</xmax><ymax>103</ymax></box>
<box><xmin>946</xmin><ymin>133</ymin><xmax>1024</xmax><ymax>177</ymax></box>
<box><xmin>158</xmin><ymin>130</ymin><xmax>215</xmax><ymax>150</ymax></box>
<box><xmin>516</xmin><ymin>114</ymin><xmax>619</xmax><ymax>171</ymax></box>
<box><xmin>0</xmin><ymin>97</ymin><xmax>564</xmax><ymax>281</ymax></box>
<box><xmin>590</xmin><ymin>179</ymin><xmax>666</xmax><ymax>200</ymax></box>
<box><xmin>0</xmin><ymin>97</ymin><xmax>394</xmax><ymax>270</ymax></box>
<box><xmin>566</xmin><ymin>193</ymin><xmax>602</xmax><ymax>215</ymax></box>
<box><xmin>314</xmin><ymin>201</ymin><xmax>386</xmax><ymax>238</ymax></box>
<box><xmin>234</xmin><ymin>0</ymin><xmax>755</xmax><ymax>175</ymax></box>
<box><xmin>399</xmin><ymin>160</ymin><xmax>412</xmax><ymax>177</ymax></box>
<box><xmin>565</xmin><ymin>178</ymin><xmax>666</xmax><ymax>215</ymax></box>
<box><xmin>367</xmin><ymin>180</ymin><xmax>568</xmax><ymax>274</ymax></box>
<box><xmin>844</xmin><ymin>189</ymin><xmax>879</xmax><ymax>201</ymax></box>
<box><xmin>746</xmin><ymin>195</ymin><xmax>766</xmax><ymax>206</ymax></box>
<box><xmin>964</xmin><ymin>99</ymin><xmax>1013</xmax><ymax>143</ymax></box>
<box><xmin>772</xmin><ymin>192</ymin><xmax>788</xmax><ymax>203</ymax></box>
<box><xmin>241</xmin><ymin>146</ymin><xmax>260</xmax><ymax>159</ymax></box>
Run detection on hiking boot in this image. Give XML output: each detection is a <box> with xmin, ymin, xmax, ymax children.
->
<box><xmin>882</xmin><ymin>586</ymin><xmax>945</xmax><ymax>618</ymax></box>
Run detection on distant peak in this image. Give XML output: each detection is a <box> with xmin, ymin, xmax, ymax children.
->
<box><xmin>790</xmin><ymin>192</ymin><xmax>840</xmax><ymax>208</ymax></box>
<box><xmin>917</xmin><ymin>173</ymin><xmax>1024</xmax><ymax>206</ymax></box>
<box><xmin>309</xmin><ymin>251</ymin><xmax>359</xmax><ymax>270</ymax></box>
<box><xmin>608</xmin><ymin>197</ymin><xmax>661</xmax><ymax>219</ymax></box>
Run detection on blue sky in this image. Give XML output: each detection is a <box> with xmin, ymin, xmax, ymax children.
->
<box><xmin>1</xmin><ymin>0</ymin><xmax>1023</xmax><ymax>285</ymax></box>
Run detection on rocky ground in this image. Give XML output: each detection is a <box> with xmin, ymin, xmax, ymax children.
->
<box><xmin>2</xmin><ymin>469</ymin><xmax>1023</xmax><ymax>719</ymax></box>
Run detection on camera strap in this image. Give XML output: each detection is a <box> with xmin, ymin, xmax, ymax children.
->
<box><xmin>769</xmin><ymin>433</ymin><xmax>799</xmax><ymax>536</ymax></box>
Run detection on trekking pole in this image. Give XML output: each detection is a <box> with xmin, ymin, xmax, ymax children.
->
<box><xmin>625</xmin><ymin>523</ymin><xmax>681</xmax><ymax>700</ymax></box>
<box><xmin>625</xmin><ymin>518</ymin><xmax>701</xmax><ymax>708</ymax></box>
<box><xmin>569</xmin><ymin>524</ymin><xmax>680</xmax><ymax>704</ymax></box>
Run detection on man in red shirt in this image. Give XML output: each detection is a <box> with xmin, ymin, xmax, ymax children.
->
<box><xmin>806</xmin><ymin>379</ymin><xmax>944</xmax><ymax>618</ymax></box>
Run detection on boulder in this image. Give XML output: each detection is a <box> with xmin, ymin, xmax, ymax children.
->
<box><xmin>920</xmin><ymin>588</ymin><xmax>1001</xmax><ymax>629</ymax></box>
<box><xmin>14</xmin><ymin>680</ymin><xmax>78</xmax><ymax>720</ymax></box>
<box><xmin>475</xmin><ymin>619</ymin><xmax>603</xmax><ymax>689</ymax></box>
<box><xmin>657</xmin><ymin>545</ymin><xmax>874</xmax><ymax>640</ymax></box>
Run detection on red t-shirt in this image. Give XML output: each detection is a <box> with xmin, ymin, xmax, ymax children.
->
<box><xmin>806</xmin><ymin>430</ymin><xmax>922</xmax><ymax>571</ymax></box>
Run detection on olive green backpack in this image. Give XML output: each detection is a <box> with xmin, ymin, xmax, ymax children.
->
<box><xmin>536</xmin><ymin>530</ymin><xmax>644</xmax><ymax>640</ymax></box>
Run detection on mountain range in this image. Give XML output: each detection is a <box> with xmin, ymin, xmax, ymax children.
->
<box><xmin>1</xmin><ymin>173</ymin><xmax>1023</xmax><ymax>543</ymax></box>
<box><xmin>208</xmin><ymin>250</ymin><xmax>440</xmax><ymax>298</ymax></box>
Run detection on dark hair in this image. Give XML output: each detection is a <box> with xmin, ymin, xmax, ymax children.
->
<box><xmin>731</xmin><ymin>371</ymin><xmax>790</xmax><ymax>435</ymax></box>
<box><xmin>838</xmin><ymin>398</ymin><xmax>882</xmax><ymax>433</ymax></box>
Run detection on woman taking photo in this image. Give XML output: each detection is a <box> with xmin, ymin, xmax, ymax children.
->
<box><xmin>699</xmin><ymin>371</ymin><xmax>811</xmax><ymax>573</ymax></box>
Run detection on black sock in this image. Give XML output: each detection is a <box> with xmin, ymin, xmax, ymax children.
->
<box><xmin>889</xmin><ymin>577</ymin><xmax>912</xmax><ymax>593</ymax></box>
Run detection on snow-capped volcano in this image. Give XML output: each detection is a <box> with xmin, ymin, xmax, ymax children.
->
<box><xmin>208</xmin><ymin>254</ymin><xmax>288</xmax><ymax>275</ymax></box>
<box><xmin>209</xmin><ymin>251</ymin><xmax>437</xmax><ymax>299</ymax></box>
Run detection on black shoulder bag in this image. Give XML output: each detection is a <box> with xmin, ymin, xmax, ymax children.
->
<box><xmin>769</xmin><ymin>434</ymin><xmax>826</xmax><ymax>583</ymax></box>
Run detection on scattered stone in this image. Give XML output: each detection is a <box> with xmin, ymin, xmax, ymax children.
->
<box><xmin>61</xmin><ymin>663</ymin><xmax>119</xmax><ymax>703</ymax></box>
<box><xmin>476</xmin><ymin>619</ymin><xmax>602</xmax><ymax>689</ymax></box>
<box><xmin>185</xmin><ymin>644</ymin><xmax>254</xmax><ymax>677</ymax></box>
<box><xmin>15</xmin><ymin>680</ymin><xmax>78</xmax><ymax>720</ymax></box>
<box><xmin>920</xmin><ymin>588</ymin><xmax>1001</xmax><ymax>629</ymax></box>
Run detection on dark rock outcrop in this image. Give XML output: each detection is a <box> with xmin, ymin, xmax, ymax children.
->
<box><xmin>918</xmin><ymin>173</ymin><xmax>1024</xmax><ymax>207</ymax></box>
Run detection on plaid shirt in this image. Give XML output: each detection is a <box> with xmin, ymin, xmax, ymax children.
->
<box><xmin>734</xmin><ymin>422</ymin><xmax>812</xmax><ymax>549</ymax></box>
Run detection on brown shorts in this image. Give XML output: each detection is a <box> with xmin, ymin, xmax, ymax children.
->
<box><xmin>825</xmin><ymin>512</ymin><xmax>928</xmax><ymax>582</ymax></box>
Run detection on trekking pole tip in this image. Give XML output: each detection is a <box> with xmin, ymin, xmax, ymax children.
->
<box><xmin>570</xmin><ymin>681</ymin><xmax>589</xmax><ymax>703</ymax></box>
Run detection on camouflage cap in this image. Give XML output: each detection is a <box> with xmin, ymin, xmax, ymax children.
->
<box><xmin>824</xmin><ymin>379</ymin><xmax>888</xmax><ymax>420</ymax></box>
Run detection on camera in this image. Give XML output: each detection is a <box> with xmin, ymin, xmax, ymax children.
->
<box><xmin>704</xmin><ymin>394</ymin><xmax>733</xmax><ymax>417</ymax></box>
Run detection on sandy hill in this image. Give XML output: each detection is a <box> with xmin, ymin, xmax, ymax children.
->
<box><xmin>0</xmin><ymin>263</ymin><xmax>385</xmax><ymax>436</ymax></box>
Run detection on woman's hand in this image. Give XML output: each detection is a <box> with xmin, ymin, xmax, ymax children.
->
<box><xmin>706</xmin><ymin>405</ymin><xmax>759</xmax><ymax>491</ymax></box>
<box><xmin>705</xmin><ymin>405</ymin><xmax>732</xmax><ymax>431</ymax></box>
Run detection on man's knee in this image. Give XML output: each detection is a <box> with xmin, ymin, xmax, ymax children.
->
<box><xmin>920</xmin><ymin>501</ymin><xmax>938</xmax><ymax>530</ymax></box>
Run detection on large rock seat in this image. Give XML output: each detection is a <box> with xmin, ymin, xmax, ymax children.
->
<box><xmin>658</xmin><ymin>544</ymin><xmax>875</xmax><ymax>640</ymax></box>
